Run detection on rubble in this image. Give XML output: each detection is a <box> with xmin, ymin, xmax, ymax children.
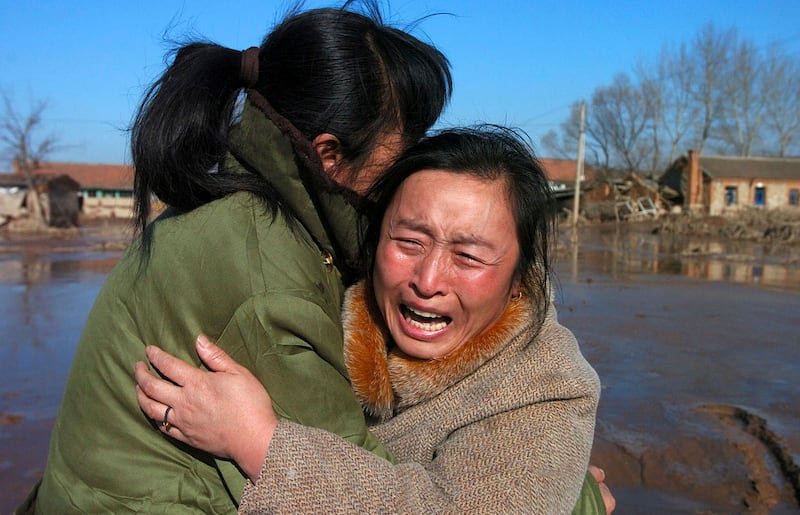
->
<box><xmin>653</xmin><ymin>207</ymin><xmax>800</xmax><ymax>244</ymax></box>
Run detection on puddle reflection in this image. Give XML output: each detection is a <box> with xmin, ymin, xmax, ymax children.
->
<box><xmin>0</xmin><ymin>252</ymin><xmax>122</xmax><ymax>419</ymax></box>
<box><xmin>0</xmin><ymin>252</ymin><xmax>120</xmax><ymax>285</ymax></box>
<box><xmin>560</xmin><ymin>225</ymin><xmax>800</xmax><ymax>292</ymax></box>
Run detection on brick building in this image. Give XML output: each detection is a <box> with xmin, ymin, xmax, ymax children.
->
<box><xmin>659</xmin><ymin>150</ymin><xmax>800</xmax><ymax>215</ymax></box>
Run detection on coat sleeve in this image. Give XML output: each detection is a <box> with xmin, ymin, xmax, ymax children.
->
<box><xmin>238</xmin><ymin>309</ymin><xmax>600</xmax><ymax>514</ymax></box>
<box><xmin>241</xmin><ymin>399</ymin><xmax>597</xmax><ymax>514</ymax></box>
<box><xmin>213</xmin><ymin>291</ymin><xmax>394</xmax><ymax>501</ymax></box>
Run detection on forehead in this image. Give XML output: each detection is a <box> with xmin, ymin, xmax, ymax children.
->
<box><xmin>386</xmin><ymin>169</ymin><xmax>517</xmax><ymax>244</ymax></box>
<box><xmin>391</xmin><ymin>169</ymin><xmax>509</xmax><ymax>205</ymax></box>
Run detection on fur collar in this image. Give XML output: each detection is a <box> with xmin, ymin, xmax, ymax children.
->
<box><xmin>342</xmin><ymin>281</ymin><xmax>531</xmax><ymax>421</ymax></box>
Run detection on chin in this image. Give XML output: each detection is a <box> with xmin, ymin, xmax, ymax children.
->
<box><xmin>396</xmin><ymin>341</ymin><xmax>433</xmax><ymax>360</ymax></box>
<box><xmin>398</xmin><ymin>340</ymin><xmax>454</xmax><ymax>360</ymax></box>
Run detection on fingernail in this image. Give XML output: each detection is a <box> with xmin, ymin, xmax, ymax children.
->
<box><xmin>196</xmin><ymin>334</ymin><xmax>210</xmax><ymax>349</ymax></box>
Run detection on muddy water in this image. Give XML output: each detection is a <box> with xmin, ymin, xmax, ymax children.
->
<box><xmin>556</xmin><ymin>224</ymin><xmax>800</xmax><ymax>514</ymax></box>
<box><xmin>0</xmin><ymin>251</ymin><xmax>121</xmax><ymax>510</ymax></box>
<box><xmin>0</xmin><ymin>224</ymin><xmax>798</xmax><ymax>513</ymax></box>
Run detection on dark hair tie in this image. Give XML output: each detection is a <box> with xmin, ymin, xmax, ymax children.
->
<box><xmin>240</xmin><ymin>47</ymin><xmax>260</xmax><ymax>88</ymax></box>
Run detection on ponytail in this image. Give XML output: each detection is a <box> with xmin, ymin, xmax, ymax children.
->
<box><xmin>130</xmin><ymin>43</ymin><xmax>273</xmax><ymax>242</ymax></box>
<box><xmin>130</xmin><ymin>3</ymin><xmax>453</xmax><ymax>256</ymax></box>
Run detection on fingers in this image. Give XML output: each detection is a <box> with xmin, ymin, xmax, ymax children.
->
<box><xmin>134</xmin><ymin>380</ymin><xmax>164</xmax><ymax>424</ymax></box>
<box><xmin>144</xmin><ymin>345</ymin><xmax>203</xmax><ymax>387</ymax></box>
<box><xmin>599</xmin><ymin>481</ymin><xmax>616</xmax><ymax>513</ymax></box>
<box><xmin>134</xmin><ymin>361</ymin><xmax>178</xmax><ymax>420</ymax></box>
<box><xmin>588</xmin><ymin>465</ymin><xmax>615</xmax><ymax>514</ymax></box>
<box><xmin>135</xmin><ymin>382</ymin><xmax>193</xmax><ymax>444</ymax></box>
<box><xmin>588</xmin><ymin>464</ymin><xmax>605</xmax><ymax>482</ymax></box>
<box><xmin>195</xmin><ymin>334</ymin><xmax>238</xmax><ymax>373</ymax></box>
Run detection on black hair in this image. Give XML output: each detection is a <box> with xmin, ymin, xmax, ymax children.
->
<box><xmin>130</xmin><ymin>1</ymin><xmax>452</xmax><ymax>246</ymax></box>
<box><xmin>361</xmin><ymin>125</ymin><xmax>558</xmax><ymax>321</ymax></box>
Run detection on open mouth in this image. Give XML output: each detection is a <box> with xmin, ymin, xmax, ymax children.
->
<box><xmin>401</xmin><ymin>305</ymin><xmax>451</xmax><ymax>332</ymax></box>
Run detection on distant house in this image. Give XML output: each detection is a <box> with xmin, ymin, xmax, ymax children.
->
<box><xmin>660</xmin><ymin>150</ymin><xmax>800</xmax><ymax>215</ymax></box>
<box><xmin>0</xmin><ymin>172</ymin><xmax>81</xmax><ymax>227</ymax></box>
<box><xmin>6</xmin><ymin>161</ymin><xmax>134</xmax><ymax>219</ymax></box>
<box><xmin>539</xmin><ymin>158</ymin><xmax>599</xmax><ymax>202</ymax></box>
<box><xmin>0</xmin><ymin>173</ymin><xmax>31</xmax><ymax>224</ymax></box>
<box><xmin>539</xmin><ymin>158</ymin><xmax>599</xmax><ymax>186</ymax></box>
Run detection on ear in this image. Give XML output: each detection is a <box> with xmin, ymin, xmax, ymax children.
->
<box><xmin>510</xmin><ymin>275</ymin><xmax>522</xmax><ymax>300</ymax></box>
<box><xmin>312</xmin><ymin>133</ymin><xmax>344</xmax><ymax>175</ymax></box>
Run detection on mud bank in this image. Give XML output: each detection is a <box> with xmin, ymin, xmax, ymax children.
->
<box><xmin>654</xmin><ymin>208</ymin><xmax>800</xmax><ymax>246</ymax></box>
<box><xmin>0</xmin><ymin>217</ymin><xmax>133</xmax><ymax>255</ymax></box>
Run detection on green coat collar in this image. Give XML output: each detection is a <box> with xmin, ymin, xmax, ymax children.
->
<box><xmin>226</xmin><ymin>95</ymin><xmax>362</xmax><ymax>276</ymax></box>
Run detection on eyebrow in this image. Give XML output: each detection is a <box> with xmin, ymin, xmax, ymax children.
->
<box><xmin>393</xmin><ymin>218</ymin><xmax>498</xmax><ymax>250</ymax></box>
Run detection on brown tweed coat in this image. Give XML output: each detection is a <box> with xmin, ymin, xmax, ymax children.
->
<box><xmin>240</xmin><ymin>281</ymin><xmax>600</xmax><ymax>514</ymax></box>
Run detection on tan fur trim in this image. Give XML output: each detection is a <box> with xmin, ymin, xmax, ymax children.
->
<box><xmin>342</xmin><ymin>283</ymin><xmax>395</xmax><ymax>420</ymax></box>
<box><xmin>343</xmin><ymin>281</ymin><xmax>533</xmax><ymax>417</ymax></box>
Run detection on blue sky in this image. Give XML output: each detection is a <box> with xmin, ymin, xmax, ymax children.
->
<box><xmin>2</xmin><ymin>0</ymin><xmax>799</xmax><ymax>167</ymax></box>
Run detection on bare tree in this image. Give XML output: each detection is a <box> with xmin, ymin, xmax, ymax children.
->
<box><xmin>541</xmin><ymin>128</ymin><xmax>577</xmax><ymax>160</ymax></box>
<box><xmin>644</xmin><ymin>43</ymin><xmax>697</xmax><ymax>166</ymax></box>
<box><xmin>688</xmin><ymin>23</ymin><xmax>737</xmax><ymax>154</ymax></box>
<box><xmin>541</xmin><ymin>102</ymin><xmax>581</xmax><ymax>160</ymax></box>
<box><xmin>761</xmin><ymin>45</ymin><xmax>800</xmax><ymax>157</ymax></box>
<box><xmin>590</xmin><ymin>73</ymin><xmax>653</xmax><ymax>173</ymax></box>
<box><xmin>717</xmin><ymin>38</ymin><xmax>766</xmax><ymax>156</ymax></box>
<box><xmin>635</xmin><ymin>64</ymin><xmax>665</xmax><ymax>176</ymax></box>
<box><xmin>0</xmin><ymin>93</ymin><xmax>59</xmax><ymax>224</ymax></box>
<box><xmin>542</xmin><ymin>102</ymin><xmax>607</xmax><ymax>169</ymax></box>
<box><xmin>545</xmin><ymin>22</ymin><xmax>797</xmax><ymax>166</ymax></box>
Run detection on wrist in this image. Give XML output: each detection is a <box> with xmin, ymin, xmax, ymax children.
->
<box><xmin>238</xmin><ymin>417</ymin><xmax>278</xmax><ymax>482</ymax></box>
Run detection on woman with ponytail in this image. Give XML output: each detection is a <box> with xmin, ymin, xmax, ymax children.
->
<box><xmin>22</xmin><ymin>3</ymin><xmax>451</xmax><ymax>513</ymax></box>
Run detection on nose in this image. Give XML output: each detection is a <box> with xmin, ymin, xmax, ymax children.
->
<box><xmin>410</xmin><ymin>249</ymin><xmax>448</xmax><ymax>298</ymax></box>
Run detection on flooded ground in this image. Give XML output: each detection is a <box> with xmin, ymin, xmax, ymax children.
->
<box><xmin>555</xmin><ymin>224</ymin><xmax>800</xmax><ymax>513</ymax></box>
<box><xmin>0</xmin><ymin>221</ymin><xmax>798</xmax><ymax>513</ymax></box>
<box><xmin>0</xmin><ymin>250</ymin><xmax>121</xmax><ymax>510</ymax></box>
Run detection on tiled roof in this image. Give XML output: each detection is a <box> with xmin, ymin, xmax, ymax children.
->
<box><xmin>699</xmin><ymin>155</ymin><xmax>800</xmax><ymax>180</ymax></box>
<box><xmin>3</xmin><ymin>158</ymin><xmax>602</xmax><ymax>191</ymax></box>
<box><xmin>0</xmin><ymin>173</ymin><xmax>27</xmax><ymax>187</ymax></box>
<box><xmin>34</xmin><ymin>162</ymin><xmax>134</xmax><ymax>190</ymax></box>
<box><xmin>539</xmin><ymin>158</ymin><xmax>598</xmax><ymax>182</ymax></box>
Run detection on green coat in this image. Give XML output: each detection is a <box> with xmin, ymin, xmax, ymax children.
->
<box><xmin>26</xmin><ymin>98</ymin><xmax>390</xmax><ymax>514</ymax></box>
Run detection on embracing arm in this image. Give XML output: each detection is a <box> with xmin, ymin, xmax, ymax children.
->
<box><xmin>217</xmin><ymin>292</ymin><xmax>392</xmax><ymax>461</ymax></box>
<box><xmin>134</xmin><ymin>287</ymin><xmax>393</xmax><ymax>501</ymax></box>
<box><xmin>136</xmin><ymin>336</ymin><xmax>276</xmax><ymax>480</ymax></box>
<box><xmin>136</xmin><ymin>330</ymin><xmax>608</xmax><ymax>512</ymax></box>
<box><xmin>240</xmin><ymin>385</ymin><xmax>598</xmax><ymax>513</ymax></box>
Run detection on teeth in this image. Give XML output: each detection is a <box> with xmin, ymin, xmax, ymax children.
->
<box><xmin>407</xmin><ymin>306</ymin><xmax>440</xmax><ymax>319</ymax></box>
<box><xmin>407</xmin><ymin>318</ymin><xmax>448</xmax><ymax>332</ymax></box>
<box><xmin>404</xmin><ymin>305</ymin><xmax>448</xmax><ymax>332</ymax></box>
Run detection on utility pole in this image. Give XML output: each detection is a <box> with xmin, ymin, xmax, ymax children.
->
<box><xmin>572</xmin><ymin>100</ymin><xmax>586</xmax><ymax>227</ymax></box>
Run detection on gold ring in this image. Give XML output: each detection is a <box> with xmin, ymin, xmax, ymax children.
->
<box><xmin>162</xmin><ymin>406</ymin><xmax>173</xmax><ymax>431</ymax></box>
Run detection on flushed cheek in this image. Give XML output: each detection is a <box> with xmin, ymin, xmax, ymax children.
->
<box><xmin>373</xmin><ymin>278</ymin><xmax>405</xmax><ymax>334</ymax></box>
<box><xmin>376</xmin><ymin>253</ymin><xmax>415</xmax><ymax>295</ymax></box>
<box><xmin>456</xmin><ymin>282</ymin><xmax>509</xmax><ymax>334</ymax></box>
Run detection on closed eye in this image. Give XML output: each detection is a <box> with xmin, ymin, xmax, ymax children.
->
<box><xmin>456</xmin><ymin>252</ymin><xmax>487</xmax><ymax>265</ymax></box>
<box><xmin>395</xmin><ymin>238</ymin><xmax>423</xmax><ymax>251</ymax></box>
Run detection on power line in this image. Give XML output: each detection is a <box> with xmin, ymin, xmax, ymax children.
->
<box><xmin>45</xmin><ymin>117</ymin><xmax>126</xmax><ymax>126</ymax></box>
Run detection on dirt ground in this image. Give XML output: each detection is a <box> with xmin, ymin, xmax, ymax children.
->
<box><xmin>1</xmin><ymin>212</ymin><xmax>799</xmax><ymax>513</ymax></box>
